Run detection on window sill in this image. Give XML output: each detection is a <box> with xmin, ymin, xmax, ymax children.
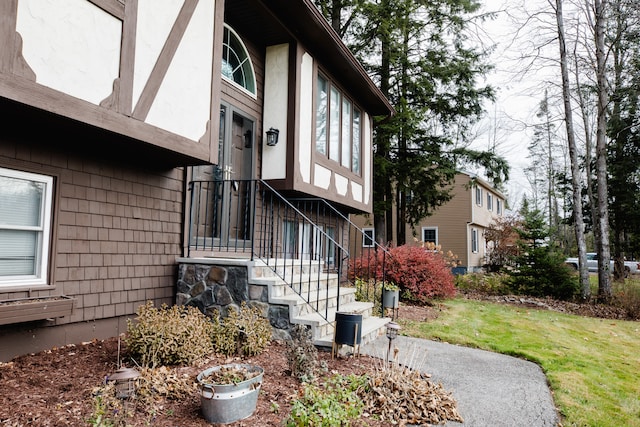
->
<box><xmin>0</xmin><ymin>296</ymin><xmax>75</xmax><ymax>326</ymax></box>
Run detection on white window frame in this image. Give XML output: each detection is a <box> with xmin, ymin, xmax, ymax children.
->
<box><xmin>471</xmin><ymin>228</ymin><xmax>479</xmax><ymax>253</ymax></box>
<box><xmin>497</xmin><ymin>199</ymin><xmax>502</xmax><ymax>215</ymax></box>
<box><xmin>475</xmin><ymin>186</ymin><xmax>482</xmax><ymax>206</ymax></box>
<box><xmin>221</xmin><ymin>24</ymin><xmax>257</xmax><ymax>98</ymax></box>
<box><xmin>487</xmin><ymin>193</ymin><xmax>493</xmax><ymax>211</ymax></box>
<box><xmin>0</xmin><ymin>168</ymin><xmax>53</xmax><ymax>287</ymax></box>
<box><xmin>421</xmin><ymin>226</ymin><xmax>438</xmax><ymax>245</ymax></box>
<box><xmin>362</xmin><ymin>228</ymin><xmax>375</xmax><ymax>247</ymax></box>
<box><xmin>315</xmin><ymin>72</ymin><xmax>363</xmax><ymax>175</ymax></box>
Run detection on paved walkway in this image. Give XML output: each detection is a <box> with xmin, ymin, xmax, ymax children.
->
<box><xmin>359</xmin><ymin>335</ymin><xmax>561</xmax><ymax>426</ymax></box>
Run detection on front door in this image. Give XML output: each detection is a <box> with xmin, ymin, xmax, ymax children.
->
<box><xmin>214</xmin><ymin>105</ymin><xmax>254</xmax><ymax>247</ymax></box>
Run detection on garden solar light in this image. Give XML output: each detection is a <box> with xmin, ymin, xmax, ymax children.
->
<box><xmin>109</xmin><ymin>367</ymin><xmax>140</xmax><ymax>399</ymax></box>
<box><xmin>385</xmin><ymin>321</ymin><xmax>400</xmax><ymax>362</ymax></box>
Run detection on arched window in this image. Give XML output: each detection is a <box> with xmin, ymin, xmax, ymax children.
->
<box><xmin>221</xmin><ymin>25</ymin><xmax>256</xmax><ymax>96</ymax></box>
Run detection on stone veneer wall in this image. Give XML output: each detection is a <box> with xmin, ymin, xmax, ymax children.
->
<box><xmin>175</xmin><ymin>261</ymin><xmax>292</xmax><ymax>340</ymax></box>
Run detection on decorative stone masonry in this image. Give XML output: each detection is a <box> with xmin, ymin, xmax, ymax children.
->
<box><xmin>176</xmin><ymin>261</ymin><xmax>292</xmax><ymax>340</ymax></box>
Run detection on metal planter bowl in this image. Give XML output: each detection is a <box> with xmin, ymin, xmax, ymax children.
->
<box><xmin>197</xmin><ymin>363</ymin><xmax>264</xmax><ymax>424</ymax></box>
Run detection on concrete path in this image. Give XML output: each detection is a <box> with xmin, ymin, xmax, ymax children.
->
<box><xmin>359</xmin><ymin>335</ymin><xmax>561</xmax><ymax>426</ymax></box>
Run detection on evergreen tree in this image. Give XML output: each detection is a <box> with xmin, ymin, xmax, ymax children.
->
<box><xmin>508</xmin><ymin>200</ymin><xmax>579</xmax><ymax>300</ymax></box>
<box><xmin>314</xmin><ymin>0</ymin><xmax>509</xmax><ymax>245</ymax></box>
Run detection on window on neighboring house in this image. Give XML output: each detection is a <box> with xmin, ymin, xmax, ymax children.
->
<box><xmin>471</xmin><ymin>228</ymin><xmax>478</xmax><ymax>253</ymax></box>
<box><xmin>221</xmin><ymin>25</ymin><xmax>256</xmax><ymax>96</ymax></box>
<box><xmin>475</xmin><ymin>187</ymin><xmax>482</xmax><ymax>205</ymax></box>
<box><xmin>0</xmin><ymin>168</ymin><xmax>53</xmax><ymax>287</ymax></box>
<box><xmin>315</xmin><ymin>73</ymin><xmax>362</xmax><ymax>174</ymax></box>
<box><xmin>362</xmin><ymin>228</ymin><xmax>375</xmax><ymax>247</ymax></box>
<box><xmin>497</xmin><ymin>199</ymin><xmax>502</xmax><ymax>215</ymax></box>
<box><xmin>487</xmin><ymin>193</ymin><xmax>493</xmax><ymax>211</ymax></box>
<box><xmin>422</xmin><ymin>227</ymin><xmax>438</xmax><ymax>245</ymax></box>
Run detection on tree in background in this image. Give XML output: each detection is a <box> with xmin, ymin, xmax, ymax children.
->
<box><xmin>606</xmin><ymin>0</ymin><xmax>640</xmax><ymax>281</ymax></box>
<box><xmin>313</xmin><ymin>0</ymin><xmax>509</xmax><ymax>245</ymax></box>
<box><xmin>508</xmin><ymin>200</ymin><xmax>579</xmax><ymax>300</ymax></box>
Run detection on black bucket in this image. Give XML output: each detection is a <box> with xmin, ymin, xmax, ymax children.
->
<box><xmin>334</xmin><ymin>312</ymin><xmax>363</xmax><ymax>346</ymax></box>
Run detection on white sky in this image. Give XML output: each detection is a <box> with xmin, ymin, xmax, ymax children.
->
<box><xmin>467</xmin><ymin>0</ymin><xmax>560</xmax><ymax>210</ymax></box>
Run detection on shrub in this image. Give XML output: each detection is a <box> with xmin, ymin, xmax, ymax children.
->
<box><xmin>508</xmin><ymin>246</ymin><xmax>580</xmax><ymax>300</ymax></box>
<box><xmin>286</xmin><ymin>324</ymin><xmax>325</xmax><ymax>383</ymax></box>
<box><xmin>125</xmin><ymin>301</ymin><xmax>214</xmax><ymax>368</ymax></box>
<box><xmin>613</xmin><ymin>282</ymin><xmax>640</xmax><ymax>320</ymax></box>
<box><xmin>349</xmin><ymin>243</ymin><xmax>457</xmax><ymax>303</ymax></box>
<box><xmin>455</xmin><ymin>272</ymin><xmax>512</xmax><ymax>295</ymax></box>
<box><xmin>285</xmin><ymin>373</ymin><xmax>367</xmax><ymax>427</ymax></box>
<box><xmin>386</xmin><ymin>244</ymin><xmax>457</xmax><ymax>302</ymax></box>
<box><xmin>210</xmin><ymin>302</ymin><xmax>272</xmax><ymax>356</ymax></box>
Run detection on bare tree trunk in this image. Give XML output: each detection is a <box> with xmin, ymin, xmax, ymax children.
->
<box><xmin>594</xmin><ymin>0</ymin><xmax>612</xmax><ymax>299</ymax></box>
<box><xmin>555</xmin><ymin>0</ymin><xmax>590</xmax><ymax>298</ymax></box>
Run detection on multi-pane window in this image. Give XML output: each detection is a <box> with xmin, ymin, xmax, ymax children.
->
<box><xmin>316</xmin><ymin>77</ymin><xmax>328</xmax><ymax>155</ymax></box>
<box><xmin>422</xmin><ymin>227</ymin><xmax>437</xmax><ymax>245</ymax></box>
<box><xmin>315</xmin><ymin>73</ymin><xmax>362</xmax><ymax>174</ymax></box>
<box><xmin>221</xmin><ymin>25</ymin><xmax>256</xmax><ymax>95</ymax></box>
<box><xmin>471</xmin><ymin>228</ymin><xmax>478</xmax><ymax>253</ymax></box>
<box><xmin>0</xmin><ymin>168</ymin><xmax>53</xmax><ymax>287</ymax></box>
<box><xmin>487</xmin><ymin>193</ymin><xmax>493</xmax><ymax>211</ymax></box>
<box><xmin>475</xmin><ymin>187</ymin><xmax>482</xmax><ymax>205</ymax></box>
<box><xmin>362</xmin><ymin>228</ymin><xmax>375</xmax><ymax>247</ymax></box>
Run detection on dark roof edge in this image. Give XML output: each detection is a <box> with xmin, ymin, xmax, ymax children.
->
<box><xmin>261</xmin><ymin>0</ymin><xmax>394</xmax><ymax>117</ymax></box>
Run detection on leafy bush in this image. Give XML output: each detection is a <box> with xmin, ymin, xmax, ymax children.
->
<box><xmin>285</xmin><ymin>373</ymin><xmax>367</xmax><ymax>426</ymax></box>
<box><xmin>210</xmin><ymin>302</ymin><xmax>272</xmax><ymax>356</ymax></box>
<box><xmin>125</xmin><ymin>301</ymin><xmax>214</xmax><ymax>368</ymax></box>
<box><xmin>350</xmin><ymin>243</ymin><xmax>457</xmax><ymax>303</ymax></box>
<box><xmin>387</xmin><ymin>244</ymin><xmax>457</xmax><ymax>302</ymax></box>
<box><xmin>613</xmin><ymin>281</ymin><xmax>640</xmax><ymax>320</ymax></box>
<box><xmin>455</xmin><ymin>272</ymin><xmax>512</xmax><ymax>295</ymax></box>
<box><xmin>286</xmin><ymin>324</ymin><xmax>326</xmax><ymax>383</ymax></box>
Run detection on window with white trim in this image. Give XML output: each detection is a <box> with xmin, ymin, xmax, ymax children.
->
<box><xmin>221</xmin><ymin>25</ymin><xmax>256</xmax><ymax>96</ymax></box>
<box><xmin>422</xmin><ymin>227</ymin><xmax>438</xmax><ymax>245</ymax></box>
<box><xmin>362</xmin><ymin>228</ymin><xmax>375</xmax><ymax>247</ymax></box>
<box><xmin>475</xmin><ymin>187</ymin><xmax>482</xmax><ymax>205</ymax></box>
<box><xmin>315</xmin><ymin>73</ymin><xmax>362</xmax><ymax>174</ymax></box>
<box><xmin>0</xmin><ymin>168</ymin><xmax>53</xmax><ymax>287</ymax></box>
<box><xmin>471</xmin><ymin>228</ymin><xmax>478</xmax><ymax>253</ymax></box>
<box><xmin>497</xmin><ymin>199</ymin><xmax>502</xmax><ymax>215</ymax></box>
<box><xmin>487</xmin><ymin>193</ymin><xmax>493</xmax><ymax>211</ymax></box>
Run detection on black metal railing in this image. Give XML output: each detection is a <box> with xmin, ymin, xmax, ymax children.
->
<box><xmin>187</xmin><ymin>179</ymin><xmax>392</xmax><ymax>320</ymax></box>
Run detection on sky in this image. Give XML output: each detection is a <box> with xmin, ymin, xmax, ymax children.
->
<box><xmin>466</xmin><ymin>0</ymin><xmax>560</xmax><ymax>211</ymax></box>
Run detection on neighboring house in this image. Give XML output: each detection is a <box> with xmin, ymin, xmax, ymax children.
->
<box><xmin>351</xmin><ymin>172</ymin><xmax>505</xmax><ymax>273</ymax></box>
<box><xmin>0</xmin><ymin>0</ymin><xmax>392</xmax><ymax>361</ymax></box>
<box><xmin>406</xmin><ymin>172</ymin><xmax>506</xmax><ymax>273</ymax></box>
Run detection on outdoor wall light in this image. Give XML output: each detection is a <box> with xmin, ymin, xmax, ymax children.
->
<box><xmin>266</xmin><ymin>127</ymin><xmax>279</xmax><ymax>146</ymax></box>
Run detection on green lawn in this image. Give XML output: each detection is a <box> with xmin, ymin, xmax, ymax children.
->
<box><xmin>398</xmin><ymin>298</ymin><xmax>640</xmax><ymax>427</ymax></box>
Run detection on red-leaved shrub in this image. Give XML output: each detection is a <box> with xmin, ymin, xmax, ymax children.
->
<box><xmin>349</xmin><ymin>244</ymin><xmax>457</xmax><ymax>303</ymax></box>
<box><xmin>386</xmin><ymin>245</ymin><xmax>456</xmax><ymax>302</ymax></box>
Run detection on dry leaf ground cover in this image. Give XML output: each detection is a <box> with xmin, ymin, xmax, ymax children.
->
<box><xmin>0</xmin><ymin>304</ymin><xmax>458</xmax><ymax>427</ymax></box>
<box><xmin>0</xmin><ymin>294</ymin><xmax>629</xmax><ymax>427</ymax></box>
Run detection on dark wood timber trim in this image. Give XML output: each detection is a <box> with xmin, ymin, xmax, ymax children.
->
<box><xmin>132</xmin><ymin>0</ymin><xmax>199</xmax><ymax>121</ymax></box>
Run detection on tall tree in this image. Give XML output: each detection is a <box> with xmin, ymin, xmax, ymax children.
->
<box><xmin>554</xmin><ymin>0</ymin><xmax>590</xmax><ymax>298</ymax></box>
<box><xmin>606</xmin><ymin>0</ymin><xmax>640</xmax><ymax>280</ymax></box>
<box><xmin>594</xmin><ymin>0</ymin><xmax>612</xmax><ymax>299</ymax></box>
<box><xmin>314</xmin><ymin>0</ymin><xmax>509</xmax><ymax>245</ymax></box>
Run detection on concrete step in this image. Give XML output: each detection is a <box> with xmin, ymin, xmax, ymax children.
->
<box><xmin>314</xmin><ymin>315</ymin><xmax>391</xmax><ymax>351</ymax></box>
<box><xmin>248</xmin><ymin>259</ymin><xmax>389</xmax><ymax>353</ymax></box>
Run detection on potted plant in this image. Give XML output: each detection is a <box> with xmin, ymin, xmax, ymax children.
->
<box><xmin>381</xmin><ymin>281</ymin><xmax>400</xmax><ymax>313</ymax></box>
<box><xmin>196</xmin><ymin>363</ymin><xmax>264</xmax><ymax>424</ymax></box>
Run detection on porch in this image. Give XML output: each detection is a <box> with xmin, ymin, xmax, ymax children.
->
<box><xmin>179</xmin><ymin>179</ymin><xmax>394</xmax><ymax>348</ymax></box>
